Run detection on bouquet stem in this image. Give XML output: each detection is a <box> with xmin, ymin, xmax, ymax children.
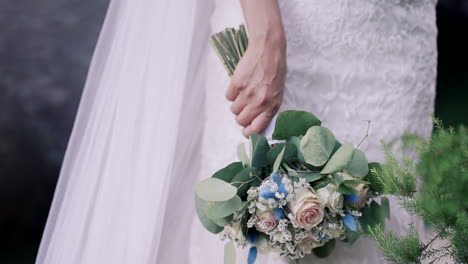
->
<box><xmin>209</xmin><ymin>25</ymin><xmax>248</xmax><ymax>76</ymax></box>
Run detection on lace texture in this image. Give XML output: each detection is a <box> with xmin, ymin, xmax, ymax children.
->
<box><xmin>190</xmin><ymin>0</ymin><xmax>437</xmax><ymax>263</ymax></box>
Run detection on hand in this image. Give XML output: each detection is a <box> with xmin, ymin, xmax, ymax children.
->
<box><xmin>226</xmin><ymin>37</ymin><xmax>286</xmax><ymax>138</ymax></box>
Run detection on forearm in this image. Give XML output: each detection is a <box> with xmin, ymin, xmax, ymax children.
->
<box><xmin>240</xmin><ymin>0</ymin><xmax>286</xmax><ymax>49</ymax></box>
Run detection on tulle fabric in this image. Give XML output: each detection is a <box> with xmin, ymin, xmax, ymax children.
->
<box><xmin>36</xmin><ymin>0</ymin><xmax>214</xmax><ymax>263</ymax></box>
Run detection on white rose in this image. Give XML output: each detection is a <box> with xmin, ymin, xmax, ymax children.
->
<box><xmin>316</xmin><ymin>184</ymin><xmax>344</xmax><ymax>213</ymax></box>
<box><xmin>287</xmin><ymin>187</ymin><xmax>325</xmax><ymax>230</ymax></box>
<box><xmin>255</xmin><ymin>209</ymin><xmax>277</xmax><ymax>232</ymax></box>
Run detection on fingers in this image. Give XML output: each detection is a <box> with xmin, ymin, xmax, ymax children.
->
<box><xmin>235</xmin><ymin>105</ymin><xmax>263</xmax><ymax>128</ymax></box>
<box><xmin>226</xmin><ymin>77</ymin><xmax>242</xmax><ymax>102</ymax></box>
<box><xmin>230</xmin><ymin>94</ymin><xmax>248</xmax><ymax>115</ymax></box>
<box><xmin>243</xmin><ymin>112</ymin><xmax>273</xmax><ymax>138</ymax></box>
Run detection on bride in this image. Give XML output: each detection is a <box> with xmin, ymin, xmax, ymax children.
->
<box><xmin>36</xmin><ymin>0</ymin><xmax>438</xmax><ymax>263</ymax></box>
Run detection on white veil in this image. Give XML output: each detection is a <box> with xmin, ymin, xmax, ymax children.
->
<box><xmin>36</xmin><ymin>0</ymin><xmax>214</xmax><ymax>263</ymax></box>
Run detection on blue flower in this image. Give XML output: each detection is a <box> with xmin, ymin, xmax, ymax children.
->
<box><xmin>259</xmin><ymin>173</ymin><xmax>289</xmax><ymax>200</ymax></box>
<box><xmin>247</xmin><ymin>230</ymin><xmax>257</xmax><ymax>244</ymax></box>
<box><xmin>259</xmin><ymin>187</ymin><xmax>276</xmax><ymax>200</ymax></box>
<box><xmin>248</xmin><ymin>246</ymin><xmax>258</xmax><ymax>264</ymax></box>
<box><xmin>344</xmin><ymin>194</ymin><xmax>360</xmax><ymax>203</ymax></box>
<box><xmin>273</xmin><ymin>208</ymin><xmax>284</xmax><ymax>219</ymax></box>
<box><xmin>271</xmin><ymin>173</ymin><xmax>281</xmax><ymax>184</ymax></box>
<box><xmin>343</xmin><ymin>213</ymin><xmax>357</xmax><ymax>231</ymax></box>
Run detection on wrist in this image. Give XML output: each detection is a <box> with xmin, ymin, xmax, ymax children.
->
<box><xmin>249</xmin><ymin>27</ymin><xmax>286</xmax><ymax>53</ymax></box>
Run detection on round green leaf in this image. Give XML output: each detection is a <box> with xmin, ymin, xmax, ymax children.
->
<box><xmin>272</xmin><ymin>110</ymin><xmax>322</xmax><ymax>140</ymax></box>
<box><xmin>300</xmin><ymin>126</ymin><xmax>336</xmax><ymax>167</ymax></box>
<box><xmin>321</xmin><ymin>143</ymin><xmax>355</xmax><ymax>174</ymax></box>
<box><xmin>224</xmin><ymin>241</ymin><xmax>236</xmax><ymax>264</ymax></box>
<box><xmin>212</xmin><ymin>214</ymin><xmax>234</xmax><ymax>227</ymax></box>
<box><xmin>196</xmin><ymin>178</ymin><xmax>237</xmax><ymax>202</ymax></box>
<box><xmin>195</xmin><ymin>194</ymin><xmax>224</xmax><ymax>234</ymax></box>
<box><xmin>346</xmin><ymin>149</ymin><xmax>369</xmax><ymax>178</ymax></box>
<box><xmin>286</xmin><ymin>136</ymin><xmax>306</xmax><ymax>164</ymax></box>
<box><xmin>212</xmin><ymin>162</ymin><xmax>244</xmax><ymax>183</ymax></box>
<box><xmin>206</xmin><ymin>195</ymin><xmax>243</xmax><ymax>219</ymax></box>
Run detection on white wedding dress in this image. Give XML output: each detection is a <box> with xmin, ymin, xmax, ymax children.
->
<box><xmin>191</xmin><ymin>0</ymin><xmax>438</xmax><ymax>263</ymax></box>
<box><xmin>37</xmin><ymin>0</ymin><xmax>437</xmax><ymax>263</ymax></box>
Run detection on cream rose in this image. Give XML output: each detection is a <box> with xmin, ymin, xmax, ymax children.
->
<box><xmin>287</xmin><ymin>187</ymin><xmax>324</xmax><ymax>230</ymax></box>
<box><xmin>316</xmin><ymin>184</ymin><xmax>344</xmax><ymax>213</ymax></box>
<box><xmin>255</xmin><ymin>209</ymin><xmax>277</xmax><ymax>232</ymax></box>
<box><xmin>224</xmin><ymin>221</ymin><xmax>245</xmax><ymax>242</ymax></box>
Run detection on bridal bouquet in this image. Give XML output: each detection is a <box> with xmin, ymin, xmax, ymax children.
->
<box><xmin>195</xmin><ymin>26</ymin><xmax>390</xmax><ymax>263</ymax></box>
<box><xmin>195</xmin><ymin>111</ymin><xmax>390</xmax><ymax>263</ymax></box>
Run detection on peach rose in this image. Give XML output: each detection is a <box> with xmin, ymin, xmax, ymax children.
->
<box><xmin>288</xmin><ymin>187</ymin><xmax>324</xmax><ymax>230</ymax></box>
<box><xmin>255</xmin><ymin>210</ymin><xmax>277</xmax><ymax>232</ymax></box>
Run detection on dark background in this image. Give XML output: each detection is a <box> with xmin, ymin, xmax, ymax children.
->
<box><xmin>0</xmin><ymin>1</ymin><xmax>467</xmax><ymax>263</ymax></box>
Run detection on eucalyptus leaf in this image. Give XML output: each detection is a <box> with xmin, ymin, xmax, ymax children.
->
<box><xmin>224</xmin><ymin>241</ymin><xmax>236</xmax><ymax>264</ymax></box>
<box><xmin>346</xmin><ymin>149</ymin><xmax>369</xmax><ymax>178</ymax></box>
<box><xmin>286</xmin><ymin>136</ymin><xmax>306</xmax><ymax>164</ymax></box>
<box><xmin>231</xmin><ymin>167</ymin><xmax>257</xmax><ymax>197</ymax></box>
<box><xmin>272</xmin><ymin>110</ymin><xmax>322</xmax><ymax>140</ymax></box>
<box><xmin>273</xmin><ymin>147</ymin><xmax>286</xmax><ymax>173</ymax></box>
<box><xmin>206</xmin><ymin>195</ymin><xmax>243</xmax><ymax>219</ymax></box>
<box><xmin>291</xmin><ymin>172</ymin><xmax>325</xmax><ymax>182</ymax></box>
<box><xmin>313</xmin><ymin>239</ymin><xmax>336</xmax><ymax>258</ymax></box>
<box><xmin>266</xmin><ymin>143</ymin><xmax>297</xmax><ymax>165</ymax></box>
<box><xmin>237</xmin><ymin>143</ymin><xmax>250</xmax><ymax>166</ymax></box>
<box><xmin>195</xmin><ymin>194</ymin><xmax>224</xmax><ymax>234</ymax></box>
<box><xmin>212</xmin><ymin>214</ymin><xmax>234</xmax><ymax>227</ymax></box>
<box><xmin>213</xmin><ymin>162</ymin><xmax>244</xmax><ymax>183</ymax></box>
<box><xmin>196</xmin><ymin>178</ymin><xmax>238</xmax><ymax>202</ymax></box>
<box><xmin>321</xmin><ymin>143</ymin><xmax>355</xmax><ymax>174</ymax></box>
<box><xmin>313</xmin><ymin>177</ymin><xmax>331</xmax><ymax>190</ymax></box>
<box><xmin>300</xmin><ymin>126</ymin><xmax>336</xmax><ymax>167</ymax></box>
<box><xmin>359</xmin><ymin>198</ymin><xmax>391</xmax><ymax>233</ymax></box>
<box><xmin>250</xmin><ymin>134</ymin><xmax>270</xmax><ymax>168</ymax></box>
<box><xmin>331</xmin><ymin>140</ymin><xmax>342</xmax><ymax>156</ymax></box>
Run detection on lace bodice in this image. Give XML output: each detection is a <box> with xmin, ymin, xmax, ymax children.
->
<box><xmin>191</xmin><ymin>0</ymin><xmax>438</xmax><ymax>263</ymax></box>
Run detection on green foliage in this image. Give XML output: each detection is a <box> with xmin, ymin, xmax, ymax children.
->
<box><xmin>272</xmin><ymin>110</ymin><xmax>322</xmax><ymax>140</ymax></box>
<box><xmin>452</xmin><ymin>212</ymin><xmax>468</xmax><ymax>263</ymax></box>
<box><xmin>250</xmin><ymin>134</ymin><xmax>270</xmax><ymax>168</ymax></box>
<box><xmin>300</xmin><ymin>126</ymin><xmax>336</xmax><ymax>167</ymax></box>
<box><xmin>346</xmin><ymin>149</ymin><xmax>369</xmax><ymax>178</ymax></box>
<box><xmin>370</xmin><ymin>121</ymin><xmax>468</xmax><ymax>263</ymax></box>
<box><xmin>321</xmin><ymin>143</ymin><xmax>354</xmax><ymax>174</ymax></box>
<box><xmin>212</xmin><ymin>162</ymin><xmax>244</xmax><ymax>183</ymax></box>
<box><xmin>368</xmin><ymin>225</ymin><xmax>422</xmax><ymax>264</ymax></box>
<box><xmin>359</xmin><ymin>198</ymin><xmax>390</xmax><ymax>233</ymax></box>
<box><xmin>313</xmin><ymin>239</ymin><xmax>336</xmax><ymax>258</ymax></box>
<box><xmin>266</xmin><ymin>143</ymin><xmax>296</xmax><ymax>165</ymax></box>
<box><xmin>371</xmin><ymin>142</ymin><xmax>417</xmax><ymax>196</ymax></box>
